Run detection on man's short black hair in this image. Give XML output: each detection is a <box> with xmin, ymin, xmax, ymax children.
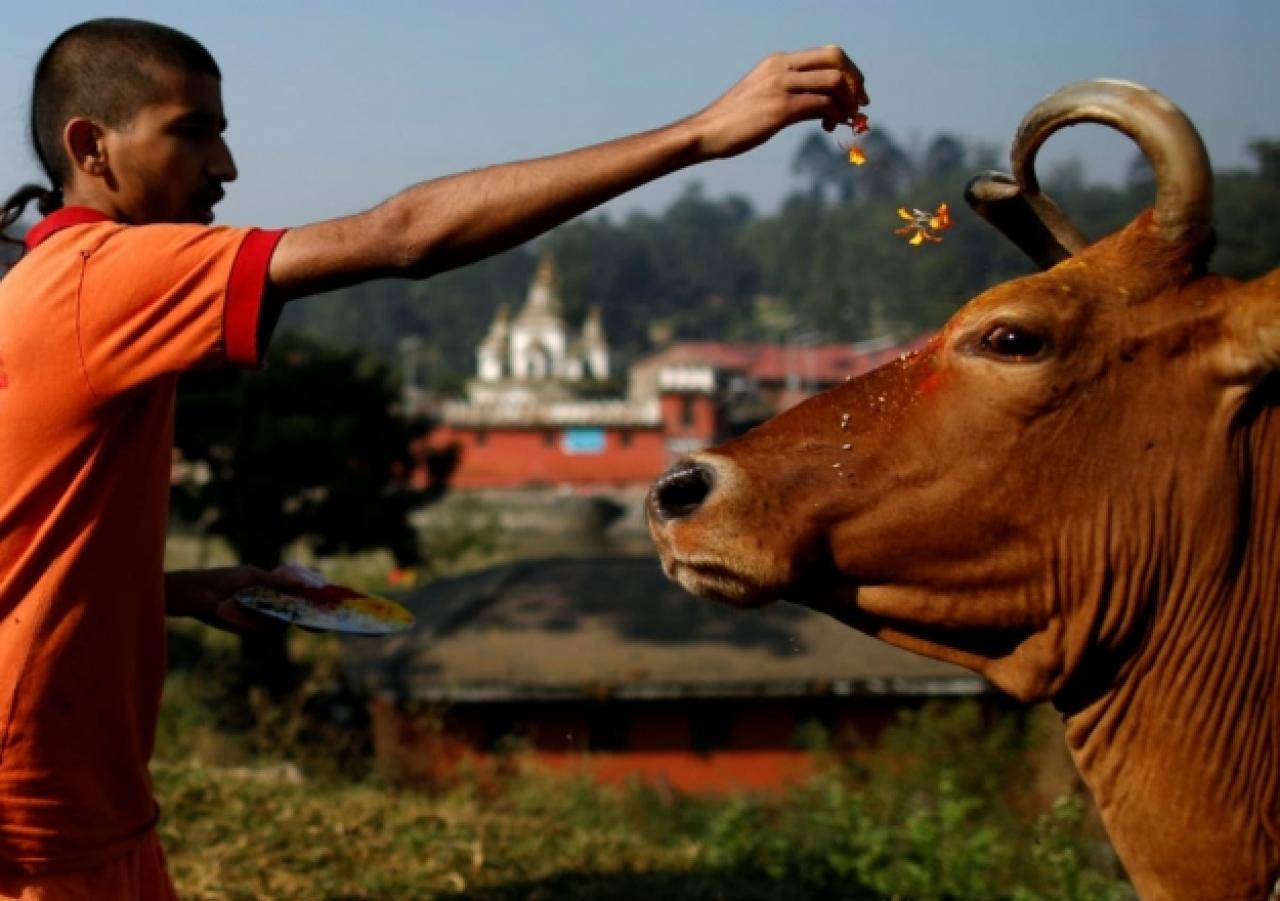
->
<box><xmin>1</xmin><ymin>17</ymin><xmax>220</xmax><ymax>247</ymax></box>
<box><xmin>32</xmin><ymin>18</ymin><xmax>222</xmax><ymax>187</ymax></box>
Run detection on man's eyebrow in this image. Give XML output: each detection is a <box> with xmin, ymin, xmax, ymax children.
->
<box><xmin>170</xmin><ymin>108</ymin><xmax>228</xmax><ymax>131</ymax></box>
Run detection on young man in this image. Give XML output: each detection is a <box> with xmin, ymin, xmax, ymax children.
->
<box><xmin>0</xmin><ymin>17</ymin><xmax>867</xmax><ymax>898</ymax></box>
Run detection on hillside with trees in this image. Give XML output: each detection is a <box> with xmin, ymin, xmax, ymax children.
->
<box><xmin>277</xmin><ymin>128</ymin><xmax>1280</xmax><ymax>388</ymax></box>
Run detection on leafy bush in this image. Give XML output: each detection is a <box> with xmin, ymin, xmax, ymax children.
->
<box><xmin>693</xmin><ymin>703</ymin><xmax>1131</xmax><ymax>900</ymax></box>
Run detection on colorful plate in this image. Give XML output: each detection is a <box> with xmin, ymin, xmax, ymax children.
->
<box><xmin>234</xmin><ymin>583</ymin><xmax>414</xmax><ymax>636</ymax></box>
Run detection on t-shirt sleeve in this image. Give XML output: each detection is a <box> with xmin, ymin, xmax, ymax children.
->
<box><xmin>75</xmin><ymin>223</ymin><xmax>286</xmax><ymax>397</ymax></box>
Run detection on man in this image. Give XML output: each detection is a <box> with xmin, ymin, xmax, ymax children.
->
<box><xmin>0</xmin><ymin>17</ymin><xmax>867</xmax><ymax>898</ymax></box>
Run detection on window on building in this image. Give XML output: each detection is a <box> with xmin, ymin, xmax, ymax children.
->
<box><xmin>681</xmin><ymin>395</ymin><xmax>696</xmax><ymax>429</ymax></box>
<box><xmin>543</xmin><ymin>431</ymin><xmax>556</xmax><ymax>448</ymax></box>
<box><xmin>619</xmin><ymin>430</ymin><xmax>632</xmax><ymax>448</ymax></box>
<box><xmin>474</xmin><ymin>430</ymin><xmax>487</xmax><ymax>446</ymax></box>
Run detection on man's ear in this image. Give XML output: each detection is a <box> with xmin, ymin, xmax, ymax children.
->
<box><xmin>1215</xmin><ymin>269</ymin><xmax>1280</xmax><ymax>385</ymax></box>
<box><xmin>62</xmin><ymin>117</ymin><xmax>109</xmax><ymax>178</ymax></box>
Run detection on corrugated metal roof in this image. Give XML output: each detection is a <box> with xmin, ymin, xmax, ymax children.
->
<box><xmin>343</xmin><ymin>556</ymin><xmax>986</xmax><ymax>702</ymax></box>
<box><xmin>631</xmin><ymin>335</ymin><xmax>933</xmax><ymax>388</ymax></box>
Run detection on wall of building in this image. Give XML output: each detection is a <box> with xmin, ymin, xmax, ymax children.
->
<box><xmin>429</xmin><ymin>424</ymin><xmax>669</xmax><ymax>488</ymax></box>
<box><xmin>370</xmin><ymin>697</ymin><xmax>925</xmax><ymax>795</ymax></box>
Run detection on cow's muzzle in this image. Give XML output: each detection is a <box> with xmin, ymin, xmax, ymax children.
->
<box><xmin>649</xmin><ymin>459</ymin><xmax>717</xmax><ymax>521</ymax></box>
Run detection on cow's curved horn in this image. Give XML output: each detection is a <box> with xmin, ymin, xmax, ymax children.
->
<box><xmin>1013</xmin><ymin>78</ymin><xmax>1213</xmax><ymax>247</ymax></box>
<box><xmin>967</xmin><ymin>79</ymin><xmax>1214</xmax><ymax>269</ymax></box>
<box><xmin>964</xmin><ymin>171</ymin><xmax>1084</xmax><ymax>269</ymax></box>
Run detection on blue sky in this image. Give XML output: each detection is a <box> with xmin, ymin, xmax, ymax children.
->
<box><xmin>3</xmin><ymin>1</ymin><xmax>1277</xmax><ymax>229</ymax></box>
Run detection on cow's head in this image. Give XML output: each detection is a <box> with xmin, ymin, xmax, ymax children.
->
<box><xmin>648</xmin><ymin>80</ymin><xmax>1280</xmax><ymax>705</ymax></box>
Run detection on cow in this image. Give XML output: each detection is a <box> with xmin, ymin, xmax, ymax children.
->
<box><xmin>647</xmin><ymin>79</ymin><xmax>1280</xmax><ymax>901</ymax></box>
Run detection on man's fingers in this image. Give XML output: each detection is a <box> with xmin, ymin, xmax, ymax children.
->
<box><xmin>784</xmin><ymin>45</ymin><xmax>869</xmax><ymax>103</ymax></box>
<box><xmin>215</xmin><ymin>597</ymin><xmax>284</xmax><ymax>633</ymax></box>
<box><xmin>785</xmin><ymin>45</ymin><xmax>849</xmax><ymax>72</ymax></box>
<box><xmin>250</xmin><ymin>565</ymin><xmax>313</xmax><ymax>594</ymax></box>
<box><xmin>784</xmin><ymin>92</ymin><xmax>847</xmax><ymax>130</ymax></box>
<box><xmin>782</xmin><ymin>68</ymin><xmax>846</xmax><ymax>94</ymax></box>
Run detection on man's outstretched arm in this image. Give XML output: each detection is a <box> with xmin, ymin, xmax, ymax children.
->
<box><xmin>266</xmin><ymin>46</ymin><xmax>867</xmax><ymax>300</ymax></box>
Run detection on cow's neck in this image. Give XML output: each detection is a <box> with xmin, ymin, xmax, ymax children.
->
<box><xmin>1061</xmin><ymin>412</ymin><xmax>1280</xmax><ymax>899</ymax></box>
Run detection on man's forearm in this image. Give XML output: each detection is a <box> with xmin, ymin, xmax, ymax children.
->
<box><xmin>387</xmin><ymin>117</ymin><xmax>702</xmax><ymax>277</ymax></box>
<box><xmin>266</xmin><ymin>118</ymin><xmax>702</xmax><ymax>300</ymax></box>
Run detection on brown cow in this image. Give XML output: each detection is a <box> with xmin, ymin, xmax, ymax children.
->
<box><xmin>648</xmin><ymin>80</ymin><xmax>1280</xmax><ymax>900</ymax></box>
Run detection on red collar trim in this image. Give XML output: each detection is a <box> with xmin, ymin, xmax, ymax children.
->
<box><xmin>24</xmin><ymin>206</ymin><xmax>115</xmax><ymax>252</ymax></box>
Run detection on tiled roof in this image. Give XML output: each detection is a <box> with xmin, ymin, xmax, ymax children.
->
<box><xmin>635</xmin><ymin>334</ymin><xmax>933</xmax><ymax>387</ymax></box>
<box><xmin>343</xmin><ymin>555</ymin><xmax>984</xmax><ymax>702</ymax></box>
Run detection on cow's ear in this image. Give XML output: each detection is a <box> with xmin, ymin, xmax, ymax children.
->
<box><xmin>1215</xmin><ymin>269</ymin><xmax>1280</xmax><ymax>384</ymax></box>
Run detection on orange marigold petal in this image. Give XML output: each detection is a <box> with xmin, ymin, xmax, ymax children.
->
<box><xmin>908</xmin><ymin>230</ymin><xmax>925</xmax><ymax>246</ymax></box>
<box><xmin>848</xmin><ymin>145</ymin><xmax>867</xmax><ymax>166</ymax></box>
<box><xmin>897</xmin><ymin>208</ymin><xmax>914</xmax><ymax>220</ymax></box>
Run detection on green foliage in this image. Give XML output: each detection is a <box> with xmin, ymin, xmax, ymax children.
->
<box><xmin>695</xmin><ymin>703</ymin><xmax>1131</xmax><ymax>900</ymax></box>
<box><xmin>1212</xmin><ymin>140</ymin><xmax>1280</xmax><ymax>279</ymax></box>
<box><xmin>159</xmin><ymin>622</ymin><xmax>371</xmax><ymax>778</ymax></box>
<box><xmin>415</xmin><ymin>494</ymin><xmax>502</xmax><ymax>579</ymax></box>
<box><xmin>172</xmin><ymin>333</ymin><xmax>425</xmax><ymax>570</ymax></box>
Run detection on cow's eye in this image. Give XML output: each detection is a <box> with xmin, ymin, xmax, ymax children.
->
<box><xmin>980</xmin><ymin>324</ymin><xmax>1046</xmax><ymax>361</ymax></box>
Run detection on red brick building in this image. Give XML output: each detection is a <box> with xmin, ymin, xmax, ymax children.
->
<box><xmin>413</xmin><ymin>256</ymin><xmax>930</xmax><ymax>489</ymax></box>
<box><xmin>343</xmin><ymin>556</ymin><xmax>990</xmax><ymax>793</ymax></box>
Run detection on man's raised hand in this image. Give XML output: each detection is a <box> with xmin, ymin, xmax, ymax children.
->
<box><xmin>688</xmin><ymin>45</ymin><xmax>869</xmax><ymax>160</ymax></box>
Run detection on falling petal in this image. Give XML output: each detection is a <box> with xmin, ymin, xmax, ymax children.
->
<box><xmin>836</xmin><ymin>113</ymin><xmax>871</xmax><ymax>164</ymax></box>
<box><xmin>894</xmin><ymin>200</ymin><xmax>951</xmax><ymax>246</ymax></box>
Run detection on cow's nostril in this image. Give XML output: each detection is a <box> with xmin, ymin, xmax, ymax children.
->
<box><xmin>652</xmin><ymin>461</ymin><xmax>716</xmax><ymax>521</ymax></box>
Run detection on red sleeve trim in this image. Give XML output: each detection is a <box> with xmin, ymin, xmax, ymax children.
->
<box><xmin>224</xmin><ymin>228</ymin><xmax>287</xmax><ymax>367</ymax></box>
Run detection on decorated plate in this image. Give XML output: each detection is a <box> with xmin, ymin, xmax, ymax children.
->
<box><xmin>234</xmin><ymin>581</ymin><xmax>414</xmax><ymax>636</ymax></box>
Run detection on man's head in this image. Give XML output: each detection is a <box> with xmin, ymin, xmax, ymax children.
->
<box><xmin>23</xmin><ymin>18</ymin><xmax>235</xmax><ymax>226</ymax></box>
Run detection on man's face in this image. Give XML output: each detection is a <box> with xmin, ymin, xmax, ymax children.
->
<box><xmin>101</xmin><ymin>64</ymin><xmax>237</xmax><ymax>225</ymax></box>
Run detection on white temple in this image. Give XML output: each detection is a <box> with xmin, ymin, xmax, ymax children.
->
<box><xmin>468</xmin><ymin>255</ymin><xmax>611</xmax><ymax>405</ymax></box>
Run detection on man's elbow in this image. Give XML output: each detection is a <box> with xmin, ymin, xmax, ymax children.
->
<box><xmin>377</xmin><ymin>193</ymin><xmax>447</xmax><ymax>280</ymax></box>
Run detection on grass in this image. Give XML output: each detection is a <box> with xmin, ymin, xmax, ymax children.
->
<box><xmin>153</xmin><ymin>622</ymin><xmax>1133</xmax><ymax>900</ymax></box>
<box><xmin>153</xmin><ymin>752</ymin><xmax>1132</xmax><ymax>900</ymax></box>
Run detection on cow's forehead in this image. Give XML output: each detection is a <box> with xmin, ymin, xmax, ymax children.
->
<box><xmin>950</xmin><ymin>268</ymin><xmax>1098</xmax><ymax>331</ymax></box>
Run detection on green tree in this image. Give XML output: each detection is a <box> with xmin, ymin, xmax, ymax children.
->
<box><xmin>791</xmin><ymin>130</ymin><xmax>855</xmax><ymax>204</ymax></box>
<box><xmin>920</xmin><ymin>133</ymin><xmax>967</xmax><ymax>182</ymax></box>
<box><xmin>1212</xmin><ymin>139</ymin><xmax>1280</xmax><ymax>279</ymax></box>
<box><xmin>172</xmin><ymin>334</ymin><xmax>430</xmax><ymax>691</ymax></box>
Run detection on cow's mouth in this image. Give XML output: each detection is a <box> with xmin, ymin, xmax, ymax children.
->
<box><xmin>659</xmin><ymin>555</ymin><xmax>780</xmax><ymax>608</ymax></box>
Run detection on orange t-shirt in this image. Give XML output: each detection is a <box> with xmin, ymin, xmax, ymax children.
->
<box><xmin>0</xmin><ymin>207</ymin><xmax>284</xmax><ymax>873</ymax></box>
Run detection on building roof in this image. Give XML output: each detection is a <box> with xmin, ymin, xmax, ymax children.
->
<box><xmin>634</xmin><ymin>334</ymin><xmax>934</xmax><ymax>388</ymax></box>
<box><xmin>343</xmin><ymin>555</ymin><xmax>985</xmax><ymax>702</ymax></box>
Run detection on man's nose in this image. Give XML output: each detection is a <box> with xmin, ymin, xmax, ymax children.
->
<box><xmin>211</xmin><ymin>137</ymin><xmax>238</xmax><ymax>183</ymax></box>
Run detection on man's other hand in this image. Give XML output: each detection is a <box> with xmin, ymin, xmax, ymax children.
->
<box><xmin>165</xmin><ymin>565</ymin><xmax>305</xmax><ymax>635</ymax></box>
